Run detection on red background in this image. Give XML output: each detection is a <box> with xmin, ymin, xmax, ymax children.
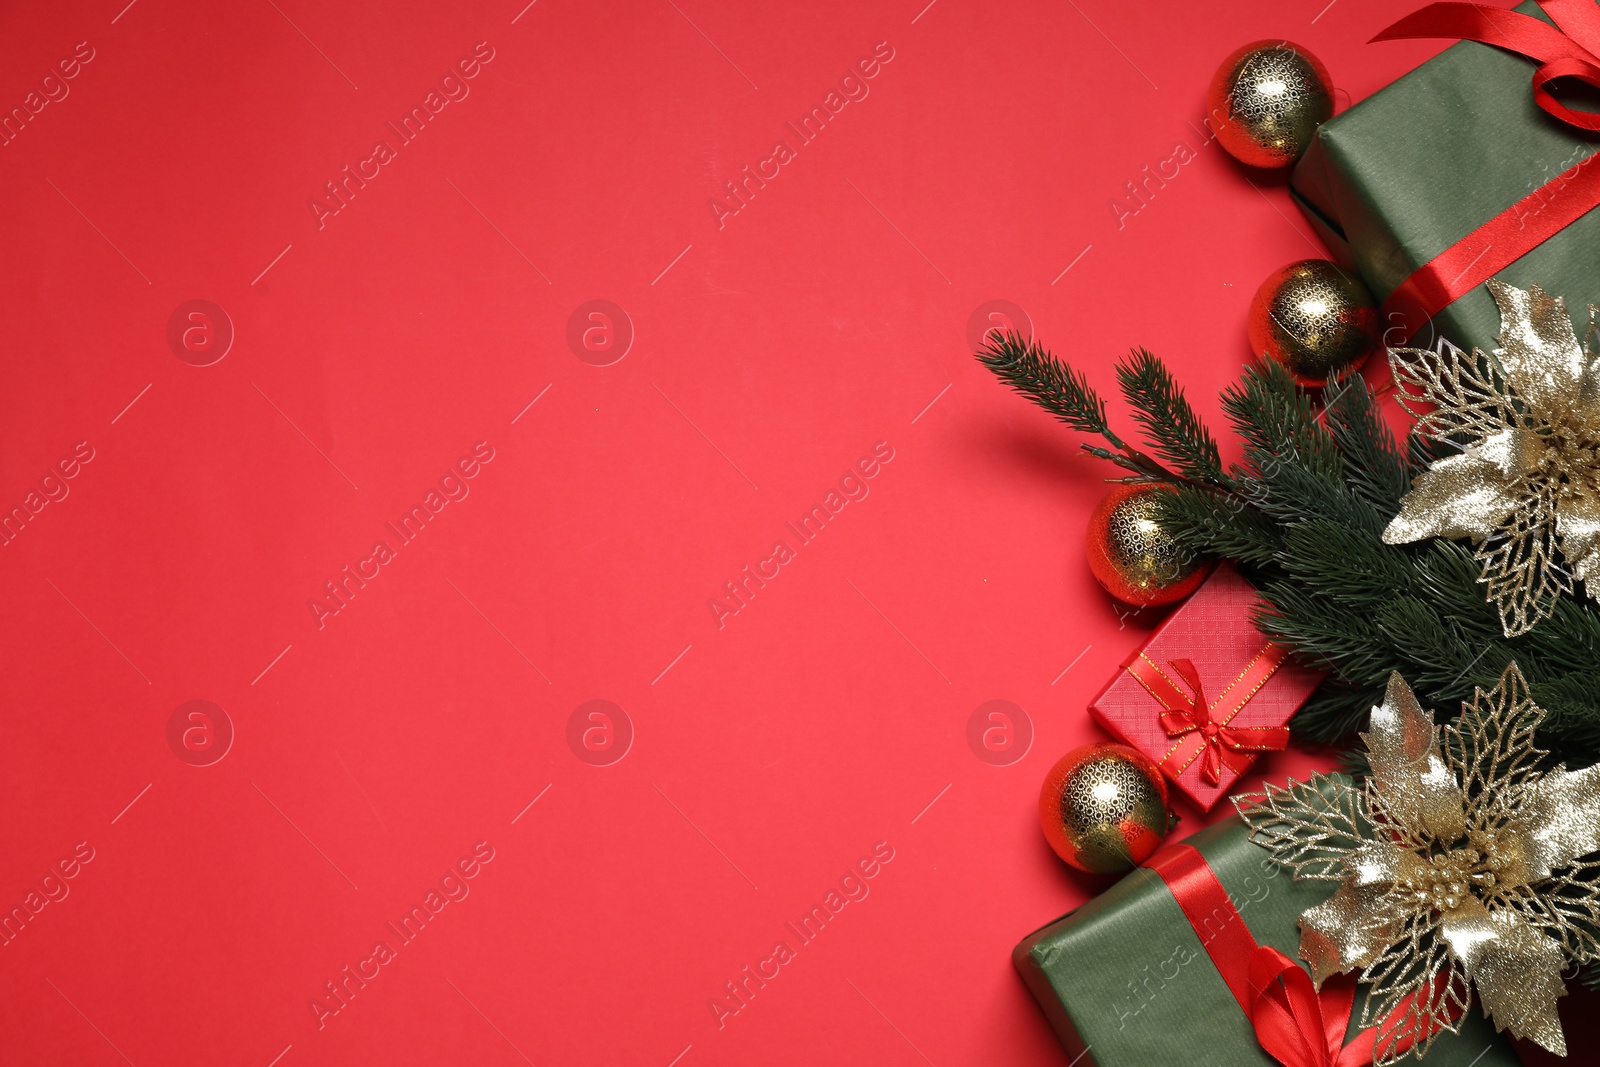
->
<box><xmin>0</xmin><ymin>1</ymin><xmax>1480</xmax><ymax>1064</ymax></box>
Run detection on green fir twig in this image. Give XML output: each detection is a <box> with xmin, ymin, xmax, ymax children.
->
<box><xmin>1116</xmin><ymin>348</ymin><xmax>1230</xmax><ymax>486</ymax></box>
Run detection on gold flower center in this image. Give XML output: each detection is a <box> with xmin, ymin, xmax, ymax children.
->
<box><xmin>1535</xmin><ymin>418</ymin><xmax>1600</xmax><ymax>489</ymax></box>
<box><xmin>1394</xmin><ymin>835</ymin><xmax>1509</xmax><ymax>913</ymax></box>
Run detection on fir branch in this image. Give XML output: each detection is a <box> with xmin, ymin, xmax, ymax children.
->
<box><xmin>977</xmin><ymin>332</ymin><xmax>1123</xmax><ymax>444</ymax></box>
<box><xmin>975</xmin><ymin>332</ymin><xmax>1178</xmax><ymax>483</ymax></box>
<box><xmin>1531</xmin><ymin>672</ymin><xmax>1600</xmax><ymax>758</ymax></box>
<box><xmin>1276</xmin><ymin>521</ymin><xmax>1414</xmax><ymax>608</ymax></box>
<box><xmin>1322</xmin><ymin>370</ymin><xmax>1412</xmax><ymax>518</ymax></box>
<box><xmin>1374</xmin><ymin>597</ymin><xmax>1514</xmax><ymax>699</ymax></box>
<box><xmin>1116</xmin><ymin>348</ymin><xmax>1229</xmax><ymax>485</ymax></box>
<box><xmin>1155</xmin><ymin>485</ymin><xmax>1280</xmax><ymax>568</ymax></box>
<box><xmin>1247</xmin><ymin>460</ymin><xmax>1377</xmax><ymax>534</ymax></box>
<box><xmin>1253</xmin><ymin>583</ymin><xmax>1394</xmax><ymax>686</ymax></box>
<box><xmin>1223</xmin><ymin>361</ymin><xmax>1344</xmax><ymax>487</ymax></box>
<box><xmin>1336</xmin><ymin>744</ymin><xmax>1373</xmax><ymax>780</ymax></box>
<box><xmin>1079</xmin><ymin>443</ymin><xmax>1166</xmax><ymax>480</ymax></box>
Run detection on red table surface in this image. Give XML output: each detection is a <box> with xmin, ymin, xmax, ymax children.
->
<box><xmin>0</xmin><ymin>2</ymin><xmax>1469</xmax><ymax>1065</ymax></box>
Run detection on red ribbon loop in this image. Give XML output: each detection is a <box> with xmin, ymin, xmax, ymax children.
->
<box><xmin>1131</xmin><ymin>652</ymin><xmax>1292</xmax><ymax>785</ymax></box>
<box><xmin>1249</xmin><ymin>946</ymin><xmax>1376</xmax><ymax>1067</ymax></box>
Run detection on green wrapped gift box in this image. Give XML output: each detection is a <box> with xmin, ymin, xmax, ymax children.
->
<box><xmin>1012</xmin><ymin>808</ymin><xmax>1520</xmax><ymax>1066</ymax></box>
<box><xmin>1291</xmin><ymin>1</ymin><xmax>1600</xmax><ymax>350</ymax></box>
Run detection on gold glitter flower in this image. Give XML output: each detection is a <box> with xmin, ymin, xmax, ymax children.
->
<box><xmin>1236</xmin><ymin>665</ymin><xmax>1600</xmax><ymax>1063</ymax></box>
<box><xmin>1384</xmin><ymin>280</ymin><xmax>1600</xmax><ymax>637</ymax></box>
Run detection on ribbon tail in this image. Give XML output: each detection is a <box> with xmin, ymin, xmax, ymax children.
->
<box><xmin>1160</xmin><ymin>712</ymin><xmax>1200</xmax><ymax>736</ymax></box>
<box><xmin>1320</xmin><ymin>979</ymin><xmax>1356</xmax><ymax>1061</ymax></box>
<box><xmin>1372</xmin><ymin>4</ymin><xmax>1583</xmax><ymax>58</ymax></box>
<box><xmin>1334</xmin><ymin>1028</ymin><xmax>1377</xmax><ymax>1067</ymax></box>
<box><xmin>1218</xmin><ymin>725</ymin><xmax>1291</xmax><ymax>753</ymax></box>
<box><xmin>1167</xmin><ymin>657</ymin><xmax>1208</xmax><ymax>715</ymax></box>
<box><xmin>1249</xmin><ymin>946</ymin><xmax>1341</xmax><ymax>1067</ymax></box>
<box><xmin>1546</xmin><ymin>0</ymin><xmax>1600</xmax><ymax>55</ymax></box>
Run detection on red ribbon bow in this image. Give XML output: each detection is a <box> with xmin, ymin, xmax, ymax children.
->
<box><xmin>1126</xmin><ymin>650</ymin><xmax>1291</xmax><ymax>786</ymax></box>
<box><xmin>1249</xmin><ymin>946</ymin><xmax>1376</xmax><ymax>1067</ymax></box>
<box><xmin>1372</xmin><ymin>1</ymin><xmax>1600</xmax><ymax>339</ymax></box>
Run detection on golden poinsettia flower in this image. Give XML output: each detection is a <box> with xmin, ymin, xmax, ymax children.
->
<box><xmin>1236</xmin><ymin>665</ymin><xmax>1600</xmax><ymax>1064</ymax></box>
<box><xmin>1384</xmin><ymin>280</ymin><xmax>1600</xmax><ymax>637</ymax></box>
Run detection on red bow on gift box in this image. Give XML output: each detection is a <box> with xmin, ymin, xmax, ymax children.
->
<box><xmin>1249</xmin><ymin>946</ymin><xmax>1378</xmax><ymax>1067</ymax></box>
<box><xmin>1126</xmin><ymin>651</ymin><xmax>1291</xmax><ymax>785</ymax></box>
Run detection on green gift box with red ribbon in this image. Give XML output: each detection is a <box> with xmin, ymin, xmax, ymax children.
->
<box><xmin>1013</xmin><ymin>798</ymin><xmax>1522</xmax><ymax>1067</ymax></box>
<box><xmin>1292</xmin><ymin>0</ymin><xmax>1600</xmax><ymax>349</ymax></box>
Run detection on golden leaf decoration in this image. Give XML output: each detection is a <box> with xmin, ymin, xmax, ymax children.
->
<box><xmin>1385</xmin><ymin>280</ymin><xmax>1600</xmax><ymax>636</ymax></box>
<box><xmin>1236</xmin><ymin>664</ymin><xmax>1600</xmax><ymax>1063</ymax></box>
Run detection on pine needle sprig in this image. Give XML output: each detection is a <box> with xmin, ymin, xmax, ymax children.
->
<box><xmin>1251</xmin><ymin>582</ymin><xmax>1393</xmax><ymax>684</ymax></box>
<box><xmin>1276</xmin><ymin>520</ymin><xmax>1413</xmax><ymax>607</ymax></box>
<box><xmin>1222</xmin><ymin>361</ymin><xmax>1344</xmax><ymax>488</ymax></box>
<box><xmin>976</xmin><ymin>332</ymin><xmax>1117</xmax><ymax>440</ymax></box>
<box><xmin>976</xmin><ymin>332</ymin><xmax>1178</xmax><ymax>482</ymax></box>
<box><xmin>1322</xmin><ymin>370</ymin><xmax>1413</xmax><ymax>516</ymax></box>
<box><xmin>1115</xmin><ymin>348</ymin><xmax>1230</xmax><ymax>486</ymax></box>
<box><xmin>1159</xmin><ymin>484</ymin><xmax>1281</xmax><ymax>567</ymax></box>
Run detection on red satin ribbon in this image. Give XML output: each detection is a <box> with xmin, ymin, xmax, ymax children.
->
<box><xmin>1126</xmin><ymin>649</ymin><xmax>1291</xmax><ymax>785</ymax></box>
<box><xmin>1249</xmin><ymin>946</ymin><xmax>1376</xmax><ymax>1067</ymax></box>
<box><xmin>1371</xmin><ymin>1</ymin><xmax>1600</xmax><ymax>338</ymax></box>
<box><xmin>1145</xmin><ymin>844</ymin><xmax>1416</xmax><ymax>1067</ymax></box>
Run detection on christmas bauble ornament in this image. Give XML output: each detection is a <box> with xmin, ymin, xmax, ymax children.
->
<box><xmin>1208</xmin><ymin>40</ymin><xmax>1333</xmax><ymax>168</ymax></box>
<box><xmin>1085</xmin><ymin>484</ymin><xmax>1209</xmax><ymax>607</ymax></box>
<box><xmin>1248</xmin><ymin>259</ymin><xmax>1380</xmax><ymax>386</ymax></box>
<box><xmin>1039</xmin><ymin>743</ymin><xmax>1171</xmax><ymax>873</ymax></box>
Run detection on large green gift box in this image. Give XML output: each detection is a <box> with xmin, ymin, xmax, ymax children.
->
<box><xmin>1012</xmin><ymin>810</ymin><xmax>1521</xmax><ymax>1066</ymax></box>
<box><xmin>1291</xmin><ymin>0</ymin><xmax>1600</xmax><ymax>350</ymax></box>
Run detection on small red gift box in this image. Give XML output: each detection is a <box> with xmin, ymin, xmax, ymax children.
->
<box><xmin>1088</xmin><ymin>564</ymin><xmax>1323</xmax><ymax>811</ymax></box>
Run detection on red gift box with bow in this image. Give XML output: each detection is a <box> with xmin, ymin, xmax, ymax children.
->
<box><xmin>1088</xmin><ymin>564</ymin><xmax>1324</xmax><ymax>811</ymax></box>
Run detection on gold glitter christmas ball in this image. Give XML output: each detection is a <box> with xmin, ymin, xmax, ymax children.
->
<box><xmin>1208</xmin><ymin>40</ymin><xmax>1333</xmax><ymax>168</ymax></box>
<box><xmin>1085</xmin><ymin>484</ymin><xmax>1209</xmax><ymax>608</ymax></box>
<box><xmin>1039</xmin><ymin>743</ymin><xmax>1171</xmax><ymax>874</ymax></box>
<box><xmin>1248</xmin><ymin>259</ymin><xmax>1380</xmax><ymax>386</ymax></box>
